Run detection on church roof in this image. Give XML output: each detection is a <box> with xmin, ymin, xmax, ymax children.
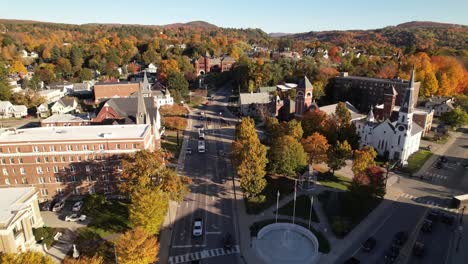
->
<box><xmin>103</xmin><ymin>97</ymin><xmax>157</xmax><ymax>124</ymax></box>
<box><xmin>298</xmin><ymin>76</ymin><xmax>313</xmax><ymax>89</ymax></box>
<box><xmin>385</xmin><ymin>85</ymin><xmax>398</xmax><ymax>96</ymax></box>
<box><xmin>400</xmin><ymin>68</ymin><xmax>415</xmax><ymax>113</ymax></box>
<box><xmin>411</xmin><ymin>122</ymin><xmax>424</xmax><ymax>136</ymax></box>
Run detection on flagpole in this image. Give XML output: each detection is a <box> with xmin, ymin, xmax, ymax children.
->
<box><xmin>293</xmin><ymin>179</ymin><xmax>297</xmax><ymax>225</ymax></box>
<box><xmin>276</xmin><ymin>190</ymin><xmax>280</xmax><ymax>223</ymax></box>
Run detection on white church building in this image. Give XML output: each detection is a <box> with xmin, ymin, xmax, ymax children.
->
<box><xmin>356</xmin><ymin>69</ymin><xmax>423</xmax><ymax>165</ymax></box>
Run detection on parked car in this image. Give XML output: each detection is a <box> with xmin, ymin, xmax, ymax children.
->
<box><xmin>427</xmin><ymin>209</ymin><xmax>441</xmax><ymax>222</ymax></box>
<box><xmin>436</xmin><ymin>162</ymin><xmax>443</xmax><ymax>169</ymax></box>
<box><xmin>193</xmin><ymin>218</ymin><xmax>203</xmax><ymax>237</ymax></box>
<box><xmin>421</xmin><ymin>219</ymin><xmax>433</xmax><ymax>233</ymax></box>
<box><xmin>384</xmin><ymin>245</ymin><xmax>400</xmax><ymax>263</ymax></box>
<box><xmin>439</xmin><ymin>156</ymin><xmax>448</xmax><ymax>163</ymax></box>
<box><xmin>223</xmin><ymin>233</ymin><xmax>233</xmax><ymax>250</ymax></box>
<box><xmin>361</xmin><ymin>237</ymin><xmax>377</xmax><ymax>252</ymax></box>
<box><xmin>413</xmin><ymin>241</ymin><xmax>425</xmax><ymax>257</ymax></box>
<box><xmin>186</xmin><ymin>147</ymin><xmax>192</xmax><ymax>155</ymax></box>
<box><xmin>393</xmin><ymin>231</ymin><xmax>408</xmax><ymax>246</ymax></box>
<box><xmin>441</xmin><ymin>213</ymin><xmax>455</xmax><ymax>226</ymax></box>
<box><xmin>72</xmin><ymin>201</ymin><xmax>83</xmax><ymax>212</ymax></box>
<box><xmin>40</xmin><ymin>201</ymin><xmax>53</xmax><ymax>211</ymax></box>
<box><xmin>65</xmin><ymin>214</ymin><xmax>87</xmax><ymax>222</ymax></box>
<box><xmin>52</xmin><ymin>200</ymin><xmax>65</xmax><ymax>212</ymax></box>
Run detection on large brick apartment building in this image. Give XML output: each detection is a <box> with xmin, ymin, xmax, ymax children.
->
<box><xmin>328</xmin><ymin>72</ymin><xmax>421</xmax><ymax>113</ymax></box>
<box><xmin>0</xmin><ymin>124</ymin><xmax>156</xmax><ymax>201</ymax></box>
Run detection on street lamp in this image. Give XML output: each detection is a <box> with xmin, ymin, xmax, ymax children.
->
<box><xmin>276</xmin><ymin>190</ymin><xmax>280</xmax><ymax>223</ymax></box>
<box><xmin>308</xmin><ymin>196</ymin><xmax>314</xmax><ymax>230</ymax></box>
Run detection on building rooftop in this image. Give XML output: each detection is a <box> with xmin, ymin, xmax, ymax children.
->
<box><xmin>0</xmin><ymin>124</ymin><xmax>150</xmax><ymax>143</ymax></box>
<box><xmin>239</xmin><ymin>92</ymin><xmax>271</xmax><ymax>105</ymax></box>
<box><xmin>41</xmin><ymin>113</ymin><xmax>92</xmax><ymax>123</ymax></box>
<box><xmin>319</xmin><ymin>101</ymin><xmax>366</xmax><ymax>121</ymax></box>
<box><xmin>95</xmin><ymin>81</ymin><xmax>138</xmax><ymax>86</ymax></box>
<box><xmin>375</xmin><ymin>104</ymin><xmax>432</xmax><ymax>115</ymax></box>
<box><xmin>0</xmin><ymin>187</ymin><xmax>35</xmax><ymax>224</ymax></box>
<box><xmin>336</xmin><ymin>74</ymin><xmax>410</xmax><ymax>84</ymax></box>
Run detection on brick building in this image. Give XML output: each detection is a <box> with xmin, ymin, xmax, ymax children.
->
<box><xmin>0</xmin><ymin>124</ymin><xmax>156</xmax><ymax>201</ymax></box>
<box><xmin>193</xmin><ymin>52</ymin><xmax>236</xmax><ymax>76</ymax></box>
<box><xmin>328</xmin><ymin>72</ymin><xmax>420</xmax><ymax>113</ymax></box>
<box><xmin>93</xmin><ymin>81</ymin><xmax>141</xmax><ymax>103</ymax></box>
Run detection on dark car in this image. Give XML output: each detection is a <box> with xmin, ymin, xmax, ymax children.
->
<box><xmin>384</xmin><ymin>246</ymin><xmax>400</xmax><ymax>263</ymax></box>
<box><xmin>439</xmin><ymin>156</ymin><xmax>448</xmax><ymax>163</ymax></box>
<box><xmin>344</xmin><ymin>257</ymin><xmax>360</xmax><ymax>264</ymax></box>
<box><xmin>393</xmin><ymin>231</ymin><xmax>408</xmax><ymax>246</ymax></box>
<box><xmin>441</xmin><ymin>213</ymin><xmax>455</xmax><ymax>226</ymax></box>
<box><xmin>435</xmin><ymin>162</ymin><xmax>443</xmax><ymax>169</ymax></box>
<box><xmin>421</xmin><ymin>219</ymin><xmax>433</xmax><ymax>233</ymax></box>
<box><xmin>40</xmin><ymin>201</ymin><xmax>53</xmax><ymax>211</ymax></box>
<box><xmin>361</xmin><ymin>237</ymin><xmax>377</xmax><ymax>252</ymax></box>
<box><xmin>223</xmin><ymin>233</ymin><xmax>233</xmax><ymax>250</ymax></box>
<box><xmin>413</xmin><ymin>241</ymin><xmax>425</xmax><ymax>257</ymax></box>
<box><xmin>427</xmin><ymin>209</ymin><xmax>441</xmax><ymax>221</ymax></box>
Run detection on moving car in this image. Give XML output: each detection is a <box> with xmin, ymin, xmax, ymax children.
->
<box><xmin>441</xmin><ymin>213</ymin><xmax>455</xmax><ymax>226</ymax></box>
<box><xmin>186</xmin><ymin>147</ymin><xmax>192</xmax><ymax>155</ymax></box>
<box><xmin>193</xmin><ymin>218</ymin><xmax>203</xmax><ymax>237</ymax></box>
<box><xmin>427</xmin><ymin>209</ymin><xmax>441</xmax><ymax>221</ymax></box>
<box><xmin>65</xmin><ymin>214</ymin><xmax>87</xmax><ymax>222</ymax></box>
<box><xmin>361</xmin><ymin>237</ymin><xmax>377</xmax><ymax>252</ymax></box>
<box><xmin>421</xmin><ymin>219</ymin><xmax>433</xmax><ymax>233</ymax></box>
<box><xmin>198</xmin><ymin>140</ymin><xmax>205</xmax><ymax>153</ymax></box>
<box><xmin>72</xmin><ymin>201</ymin><xmax>83</xmax><ymax>212</ymax></box>
<box><xmin>52</xmin><ymin>200</ymin><xmax>65</xmax><ymax>212</ymax></box>
<box><xmin>223</xmin><ymin>233</ymin><xmax>233</xmax><ymax>250</ymax></box>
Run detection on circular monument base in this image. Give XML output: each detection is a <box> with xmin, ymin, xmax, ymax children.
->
<box><xmin>254</xmin><ymin>223</ymin><xmax>320</xmax><ymax>264</ymax></box>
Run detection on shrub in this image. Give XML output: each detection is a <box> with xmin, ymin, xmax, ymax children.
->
<box><xmin>33</xmin><ymin>227</ymin><xmax>55</xmax><ymax>247</ymax></box>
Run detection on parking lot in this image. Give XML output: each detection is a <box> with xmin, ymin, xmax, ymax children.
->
<box><xmin>40</xmin><ymin>199</ymin><xmax>89</xmax><ymax>230</ymax></box>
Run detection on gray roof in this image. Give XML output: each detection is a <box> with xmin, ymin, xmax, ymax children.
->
<box><xmin>73</xmin><ymin>83</ymin><xmax>91</xmax><ymax>91</ymax></box>
<box><xmin>319</xmin><ymin>101</ymin><xmax>366</xmax><ymax>121</ymax></box>
<box><xmin>57</xmin><ymin>97</ymin><xmax>76</xmax><ymax>107</ymax></box>
<box><xmin>0</xmin><ymin>187</ymin><xmax>35</xmax><ymax>224</ymax></box>
<box><xmin>411</xmin><ymin>122</ymin><xmax>424</xmax><ymax>136</ymax></box>
<box><xmin>259</xmin><ymin>86</ymin><xmax>277</xmax><ymax>93</ymax></box>
<box><xmin>42</xmin><ymin>113</ymin><xmax>92</xmax><ymax>123</ymax></box>
<box><xmin>104</xmin><ymin>97</ymin><xmax>157</xmax><ymax>124</ymax></box>
<box><xmin>239</xmin><ymin>92</ymin><xmax>271</xmax><ymax>105</ymax></box>
<box><xmin>298</xmin><ymin>76</ymin><xmax>313</xmax><ymax>89</ymax></box>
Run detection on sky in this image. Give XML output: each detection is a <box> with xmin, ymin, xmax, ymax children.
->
<box><xmin>2</xmin><ymin>0</ymin><xmax>467</xmax><ymax>33</ymax></box>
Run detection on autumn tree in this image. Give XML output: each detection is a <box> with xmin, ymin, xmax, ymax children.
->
<box><xmin>120</xmin><ymin>150</ymin><xmax>190</xmax><ymax>201</ymax></box>
<box><xmin>63</xmin><ymin>255</ymin><xmax>104</xmax><ymax>264</ymax></box>
<box><xmin>114</xmin><ymin>227</ymin><xmax>159</xmax><ymax>264</ymax></box>
<box><xmin>129</xmin><ymin>188</ymin><xmax>169</xmax><ymax>235</ymax></box>
<box><xmin>352</xmin><ymin>146</ymin><xmax>377</xmax><ymax>175</ymax></box>
<box><xmin>0</xmin><ymin>251</ymin><xmax>54</xmax><ymax>264</ymax></box>
<box><xmin>232</xmin><ymin>117</ymin><xmax>268</xmax><ymax>198</ymax></box>
<box><xmin>0</xmin><ymin>61</ymin><xmax>12</xmax><ymax>100</ymax></box>
<box><xmin>280</xmin><ymin>119</ymin><xmax>303</xmax><ymax>140</ymax></box>
<box><xmin>78</xmin><ymin>68</ymin><xmax>93</xmax><ymax>81</ymax></box>
<box><xmin>9</xmin><ymin>60</ymin><xmax>27</xmax><ymax>75</ymax></box>
<box><xmin>302</xmin><ymin>109</ymin><xmax>328</xmax><ymax>137</ymax></box>
<box><xmin>350</xmin><ymin>166</ymin><xmax>386</xmax><ymax>198</ymax></box>
<box><xmin>268</xmin><ymin>135</ymin><xmax>307</xmax><ymax>176</ymax></box>
<box><xmin>302</xmin><ymin>132</ymin><xmax>330</xmax><ymax>165</ymax></box>
<box><xmin>327</xmin><ymin>140</ymin><xmax>352</xmax><ymax>174</ymax></box>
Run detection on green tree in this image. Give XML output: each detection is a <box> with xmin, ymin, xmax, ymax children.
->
<box><xmin>439</xmin><ymin>107</ymin><xmax>468</xmax><ymax>128</ymax></box>
<box><xmin>167</xmin><ymin>71</ymin><xmax>189</xmax><ymax>103</ymax></box>
<box><xmin>129</xmin><ymin>188</ymin><xmax>169</xmax><ymax>235</ymax></box>
<box><xmin>0</xmin><ymin>61</ymin><xmax>12</xmax><ymax>100</ymax></box>
<box><xmin>142</xmin><ymin>48</ymin><xmax>159</xmax><ymax>65</ymax></box>
<box><xmin>352</xmin><ymin>146</ymin><xmax>377</xmax><ymax>175</ymax></box>
<box><xmin>114</xmin><ymin>227</ymin><xmax>159</xmax><ymax>264</ymax></box>
<box><xmin>268</xmin><ymin>135</ymin><xmax>307</xmax><ymax>176</ymax></box>
<box><xmin>70</xmin><ymin>45</ymin><xmax>84</xmax><ymax>68</ymax></box>
<box><xmin>78</xmin><ymin>68</ymin><xmax>93</xmax><ymax>81</ymax></box>
<box><xmin>327</xmin><ymin>140</ymin><xmax>352</xmax><ymax>174</ymax></box>
<box><xmin>232</xmin><ymin>117</ymin><xmax>268</xmax><ymax>198</ymax></box>
<box><xmin>333</xmin><ymin>102</ymin><xmax>352</xmax><ymax>127</ymax></box>
<box><xmin>0</xmin><ymin>251</ymin><xmax>54</xmax><ymax>264</ymax></box>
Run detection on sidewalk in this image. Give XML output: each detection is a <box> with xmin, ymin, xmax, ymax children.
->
<box><xmin>159</xmin><ymin>104</ymin><xmax>193</xmax><ymax>264</ymax></box>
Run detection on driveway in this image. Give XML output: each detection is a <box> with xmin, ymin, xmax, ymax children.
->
<box><xmin>41</xmin><ymin>200</ymin><xmax>89</xmax><ymax>229</ymax></box>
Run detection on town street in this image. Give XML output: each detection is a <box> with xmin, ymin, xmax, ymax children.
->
<box><xmin>168</xmin><ymin>86</ymin><xmax>241</xmax><ymax>264</ymax></box>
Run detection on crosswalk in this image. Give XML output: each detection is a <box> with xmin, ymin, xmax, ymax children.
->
<box><xmin>169</xmin><ymin>245</ymin><xmax>240</xmax><ymax>264</ymax></box>
<box><xmin>399</xmin><ymin>193</ymin><xmax>458</xmax><ymax>212</ymax></box>
<box><xmin>424</xmin><ymin>172</ymin><xmax>448</xmax><ymax>181</ymax></box>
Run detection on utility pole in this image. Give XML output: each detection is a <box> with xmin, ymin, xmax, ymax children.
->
<box><xmin>276</xmin><ymin>190</ymin><xmax>280</xmax><ymax>223</ymax></box>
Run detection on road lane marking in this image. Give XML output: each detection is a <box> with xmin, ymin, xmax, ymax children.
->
<box><xmin>205</xmin><ymin>231</ymin><xmax>222</xmax><ymax>234</ymax></box>
<box><xmin>169</xmin><ymin>245</ymin><xmax>240</xmax><ymax>264</ymax></box>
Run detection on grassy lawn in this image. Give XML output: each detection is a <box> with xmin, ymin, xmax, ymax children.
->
<box><xmin>250</xmin><ymin>218</ymin><xmax>330</xmax><ymax>253</ymax></box>
<box><xmin>84</xmin><ymin>197</ymin><xmax>130</xmax><ymax>237</ymax></box>
<box><xmin>315</xmin><ymin>168</ymin><xmax>352</xmax><ymax>191</ymax></box>
<box><xmin>422</xmin><ymin>134</ymin><xmax>450</xmax><ymax>144</ymax></box>
<box><xmin>161</xmin><ymin>129</ymin><xmax>182</xmax><ymax>162</ymax></box>
<box><xmin>276</xmin><ymin>195</ymin><xmax>320</xmax><ymax>223</ymax></box>
<box><xmin>317</xmin><ymin>191</ymin><xmax>381</xmax><ymax>238</ymax></box>
<box><xmin>402</xmin><ymin>150</ymin><xmax>433</xmax><ymax>174</ymax></box>
<box><xmin>244</xmin><ymin>175</ymin><xmax>295</xmax><ymax>215</ymax></box>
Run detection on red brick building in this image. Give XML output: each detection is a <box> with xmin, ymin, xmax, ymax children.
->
<box><xmin>193</xmin><ymin>52</ymin><xmax>236</xmax><ymax>76</ymax></box>
<box><xmin>93</xmin><ymin>81</ymin><xmax>141</xmax><ymax>103</ymax></box>
<box><xmin>0</xmin><ymin>124</ymin><xmax>156</xmax><ymax>201</ymax></box>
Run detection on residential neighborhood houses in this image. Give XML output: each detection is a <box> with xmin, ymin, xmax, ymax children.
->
<box><xmin>0</xmin><ymin>9</ymin><xmax>466</xmax><ymax>264</ymax></box>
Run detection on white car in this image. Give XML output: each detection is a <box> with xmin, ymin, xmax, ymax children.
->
<box><xmin>52</xmin><ymin>201</ymin><xmax>65</xmax><ymax>212</ymax></box>
<box><xmin>193</xmin><ymin>218</ymin><xmax>203</xmax><ymax>237</ymax></box>
<box><xmin>65</xmin><ymin>214</ymin><xmax>87</xmax><ymax>222</ymax></box>
<box><xmin>72</xmin><ymin>201</ymin><xmax>83</xmax><ymax>212</ymax></box>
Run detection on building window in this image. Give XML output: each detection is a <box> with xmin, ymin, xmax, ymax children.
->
<box><xmin>132</xmin><ymin>144</ymin><xmax>137</xmax><ymax>149</ymax></box>
<box><xmin>18</xmin><ymin>158</ymin><xmax>23</xmax><ymax>164</ymax></box>
<box><xmin>5</xmin><ymin>178</ymin><xmax>10</xmax><ymax>185</ymax></box>
<box><xmin>33</xmin><ymin>146</ymin><xmax>39</xmax><ymax>152</ymax></box>
<box><xmin>55</xmin><ymin>176</ymin><xmax>61</xmax><ymax>183</ymax></box>
<box><xmin>22</xmin><ymin>178</ymin><xmax>27</xmax><ymax>184</ymax></box>
<box><xmin>116</xmin><ymin>144</ymin><xmax>120</xmax><ymax>149</ymax></box>
<box><xmin>13</xmin><ymin>224</ymin><xmax>23</xmax><ymax>238</ymax></box>
<box><xmin>61</xmin><ymin>156</ymin><xmax>65</xmax><ymax>162</ymax></box>
<box><xmin>66</xmin><ymin>145</ymin><xmax>72</xmax><ymax>151</ymax></box>
<box><xmin>69</xmin><ymin>156</ymin><xmax>74</xmax><ymax>162</ymax></box>
<box><xmin>38</xmin><ymin>177</ymin><xmax>45</xmax><ymax>184</ymax></box>
<box><xmin>77</xmin><ymin>156</ymin><xmax>82</xmax><ymax>161</ymax></box>
<box><xmin>16</xmin><ymin>147</ymin><xmax>20</xmax><ymax>152</ymax></box>
<box><xmin>2</xmin><ymin>168</ymin><xmax>8</xmax><ymax>175</ymax></box>
<box><xmin>56</xmin><ymin>188</ymin><xmax>64</xmax><ymax>195</ymax></box>
<box><xmin>70</xmin><ymin>165</ymin><xmax>75</xmax><ymax>172</ymax></box>
<box><xmin>85</xmin><ymin>165</ymin><xmax>91</xmax><ymax>172</ymax></box>
<box><xmin>20</xmin><ymin>167</ymin><xmax>25</xmax><ymax>175</ymax></box>
<box><xmin>40</xmin><ymin>189</ymin><xmax>48</xmax><ymax>196</ymax></box>
<box><xmin>50</xmin><ymin>146</ymin><xmax>56</xmax><ymax>152</ymax></box>
<box><xmin>44</xmin><ymin>157</ymin><xmax>49</xmax><ymax>163</ymax></box>
<box><xmin>36</xmin><ymin>167</ymin><xmax>43</xmax><ymax>174</ymax></box>
<box><xmin>124</xmin><ymin>144</ymin><xmax>128</xmax><ymax>149</ymax></box>
<box><xmin>99</xmin><ymin>144</ymin><xmax>105</xmax><ymax>150</ymax></box>
<box><xmin>36</xmin><ymin>157</ymin><xmax>40</xmax><ymax>163</ymax></box>
<box><xmin>84</xmin><ymin>155</ymin><xmax>89</xmax><ymax>161</ymax></box>
<box><xmin>53</xmin><ymin>166</ymin><xmax>59</xmax><ymax>173</ymax></box>
<box><xmin>9</xmin><ymin>158</ymin><xmax>14</xmax><ymax>164</ymax></box>
<box><xmin>82</xmin><ymin>145</ymin><xmax>88</xmax><ymax>151</ymax></box>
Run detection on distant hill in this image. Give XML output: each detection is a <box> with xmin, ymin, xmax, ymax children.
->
<box><xmin>269</xmin><ymin>32</ymin><xmax>292</xmax><ymax>38</ymax></box>
<box><xmin>393</xmin><ymin>21</ymin><xmax>465</xmax><ymax>29</ymax></box>
<box><xmin>163</xmin><ymin>20</ymin><xmax>218</xmax><ymax>30</ymax></box>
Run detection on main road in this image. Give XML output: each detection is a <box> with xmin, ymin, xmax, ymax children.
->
<box><xmin>168</xmin><ymin>85</ymin><xmax>241</xmax><ymax>264</ymax></box>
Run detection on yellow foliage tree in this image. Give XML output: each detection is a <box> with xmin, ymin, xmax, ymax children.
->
<box><xmin>129</xmin><ymin>187</ymin><xmax>169</xmax><ymax>235</ymax></box>
<box><xmin>0</xmin><ymin>251</ymin><xmax>54</xmax><ymax>264</ymax></box>
<box><xmin>9</xmin><ymin>60</ymin><xmax>27</xmax><ymax>74</ymax></box>
<box><xmin>352</xmin><ymin>146</ymin><xmax>377</xmax><ymax>175</ymax></box>
<box><xmin>63</xmin><ymin>255</ymin><xmax>104</xmax><ymax>264</ymax></box>
<box><xmin>114</xmin><ymin>227</ymin><xmax>159</xmax><ymax>264</ymax></box>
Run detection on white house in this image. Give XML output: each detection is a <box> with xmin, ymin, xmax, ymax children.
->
<box><xmin>356</xmin><ymin>70</ymin><xmax>423</xmax><ymax>165</ymax></box>
<box><xmin>36</xmin><ymin>103</ymin><xmax>49</xmax><ymax>118</ymax></box>
<box><xmin>51</xmin><ymin>97</ymin><xmax>78</xmax><ymax>115</ymax></box>
<box><xmin>146</xmin><ymin>63</ymin><xmax>157</xmax><ymax>73</ymax></box>
<box><xmin>423</xmin><ymin>97</ymin><xmax>455</xmax><ymax>117</ymax></box>
<box><xmin>0</xmin><ymin>101</ymin><xmax>27</xmax><ymax>118</ymax></box>
<box><xmin>38</xmin><ymin>89</ymin><xmax>65</xmax><ymax>103</ymax></box>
